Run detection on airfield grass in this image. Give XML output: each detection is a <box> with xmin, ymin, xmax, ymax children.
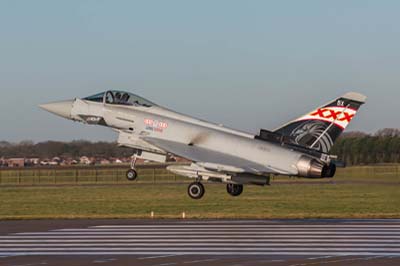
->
<box><xmin>0</xmin><ymin>165</ymin><xmax>399</xmax><ymax>185</ymax></box>
<box><xmin>0</xmin><ymin>173</ymin><xmax>399</xmax><ymax>220</ymax></box>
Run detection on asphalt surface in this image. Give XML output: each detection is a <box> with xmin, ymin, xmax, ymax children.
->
<box><xmin>0</xmin><ymin>219</ymin><xmax>400</xmax><ymax>266</ymax></box>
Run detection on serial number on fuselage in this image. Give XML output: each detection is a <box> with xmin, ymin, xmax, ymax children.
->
<box><xmin>257</xmin><ymin>146</ymin><xmax>271</xmax><ymax>152</ymax></box>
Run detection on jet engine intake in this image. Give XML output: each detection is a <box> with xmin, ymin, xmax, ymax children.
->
<box><xmin>296</xmin><ymin>156</ymin><xmax>335</xmax><ymax>179</ymax></box>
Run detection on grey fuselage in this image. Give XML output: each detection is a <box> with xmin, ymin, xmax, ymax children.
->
<box><xmin>70</xmin><ymin>98</ymin><xmax>306</xmax><ymax>176</ymax></box>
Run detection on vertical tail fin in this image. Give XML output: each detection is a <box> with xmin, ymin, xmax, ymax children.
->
<box><xmin>273</xmin><ymin>92</ymin><xmax>367</xmax><ymax>153</ymax></box>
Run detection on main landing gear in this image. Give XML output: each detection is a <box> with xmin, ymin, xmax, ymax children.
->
<box><xmin>187</xmin><ymin>182</ymin><xmax>244</xmax><ymax>200</ymax></box>
<box><xmin>226</xmin><ymin>184</ymin><xmax>243</xmax><ymax>197</ymax></box>
<box><xmin>187</xmin><ymin>182</ymin><xmax>205</xmax><ymax>200</ymax></box>
<box><xmin>126</xmin><ymin>155</ymin><xmax>138</xmax><ymax>181</ymax></box>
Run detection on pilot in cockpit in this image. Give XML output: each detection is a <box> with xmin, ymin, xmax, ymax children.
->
<box><xmin>114</xmin><ymin>92</ymin><xmax>122</xmax><ymax>104</ymax></box>
<box><xmin>121</xmin><ymin>93</ymin><xmax>130</xmax><ymax>104</ymax></box>
<box><xmin>84</xmin><ymin>91</ymin><xmax>156</xmax><ymax>108</ymax></box>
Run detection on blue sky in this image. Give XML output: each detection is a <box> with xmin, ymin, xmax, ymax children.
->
<box><xmin>0</xmin><ymin>1</ymin><xmax>399</xmax><ymax>142</ymax></box>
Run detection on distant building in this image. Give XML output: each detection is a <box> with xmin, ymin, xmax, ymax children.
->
<box><xmin>30</xmin><ymin>158</ymin><xmax>40</xmax><ymax>165</ymax></box>
<box><xmin>80</xmin><ymin>156</ymin><xmax>89</xmax><ymax>165</ymax></box>
<box><xmin>7</xmin><ymin>158</ymin><xmax>25</xmax><ymax>168</ymax></box>
<box><xmin>52</xmin><ymin>157</ymin><xmax>61</xmax><ymax>164</ymax></box>
<box><xmin>80</xmin><ymin>156</ymin><xmax>94</xmax><ymax>165</ymax></box>
<box><xmin>0</xmin><ymin>158</ymin><xmax>7</xmax><ymax>167</ymax></box>
<box><xmin>114</xmin><ymin>159</ymin><xmax>123</xmax><ymax>164</ymax></box>
<box><xmin>40</xmin><ymin>160</ymin><xmax>50</xmax><ymax>166</ymax></box>
<box><xmin>61</xmin><ymin>158</ymin><xmax>78</xmax><ymax>165</ymax></box>
<box><xmin>24</xmin><ymin>158</ymin><xmax>40</xmax><ymax>167</ymax></box>
<box><xmin>99</xmin><ymin>159</ymin><xmax>111</xmax><ymax>165</ymax></box>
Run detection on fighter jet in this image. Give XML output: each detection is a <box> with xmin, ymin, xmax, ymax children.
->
<box><xmin>40</xmin><ymin>90</ymin><xmax>366</xmax><ymax>199</ymax></box>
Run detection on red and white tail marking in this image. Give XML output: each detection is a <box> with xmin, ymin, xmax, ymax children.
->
<box><xmin>296</xmin><ymin>106</ymin><xmax>357</xmax><ymax>129</ymax></box>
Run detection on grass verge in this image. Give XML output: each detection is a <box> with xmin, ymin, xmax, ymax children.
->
<box><xmin>0</xmin><ymin>181</ymin><xmax>399</xmax><ymax>220</ymax></box>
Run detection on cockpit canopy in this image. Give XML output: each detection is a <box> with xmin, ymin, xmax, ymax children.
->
<box><xmin>84</xmin><ymin>90</ymin><xmax>156</xmax><ymax>107</ymax></box>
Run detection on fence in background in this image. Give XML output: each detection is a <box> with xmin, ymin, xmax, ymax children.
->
<box><xmin>336</xmin><ymin>165</ymin><xmax>400</xmax><ymax>179</ymax></box>
<box><xmin>0</xmin><ymin>164</ymin><xmax>189</xmax><ymax>185</ymax></box>
<box><xmin>0</xmin><ymin>164</ymin><xmax>399</xmax><ymax>186</ymax></box>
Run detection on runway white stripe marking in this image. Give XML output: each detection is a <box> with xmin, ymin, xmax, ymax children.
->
<box><xmin>93</xmin><ymin>258</ymin><xmax>117</xmax><ymax>263</ymax></box>
<box><xmin>308</xmin><ymin>256</ymin><xmax>335</xmax><ymax>260</ymax></box>
<box><xmin>362</xmin><ymin>255</ymin><xmax>388</xmax><ymax>260</ymax></box>
<box><xmin>138</xmin><ymin>255</ymin><xmax>178</xmax><ymax>260</ymax></box>
<box><xmin>3</xmin><ymin>235</ymin><xmax>400</xmax><ymax>239</ymax></box>
<box><xmin>55</xmin><ymin>228</ymin><xmax>400</xmax><ymax>232</ymax></box>
<box><xmin>92</xmin><ymin>225</ymin><xmax>400</xmax><ymax>228</ymax></box>
<box><xmin>0</xmin><ymin>243</ymin><xmax>399</xmax><ymax>247</ymax></box>
<box><xmin>183</xmin><ymin>259</ymin><xmax>218</xmax><ymax>264</ymax></box>
<box><xmin>15</xmin><ymin>232</ymin><xmax>400</xmax><ymax>235</ymax></box>
<box><xmin>3</xmin><ymin>223</ymin><xmax>400</xmax><ymax>258</ymax></box>
<box><xmin>105</xmin><ymin>220</ymin><xmax>400</xmax><ymax>224</ymax></box>
<box><xmin>0</xmin><ymin>248</ymin><xmax>399</xmax><ymax>251</ymax></box>
<box><xmin>0</xmin><ymin>252</ymin><xmax>400</xmax><ymax>256</ymax></box>
<box><xmin>0</xmin><ymin>239</ymin><xmax>399</xmax><ymax>243</ymax></box>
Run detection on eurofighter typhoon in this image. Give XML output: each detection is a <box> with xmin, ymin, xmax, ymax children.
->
<box><xmin>40</xmin><ymin>91</ymin><xmax>366</xmax><ymax>199</ymax></box>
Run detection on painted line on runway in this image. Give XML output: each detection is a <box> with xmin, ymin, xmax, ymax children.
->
<box><xmin>3</xmin><ymin>222</ymin><xmax>400</xmax><ymax>259</ymax></box>
<box><xmin>55</xmin><ymin>228</ymin><xmax>400</xmax><ymax>232</ymax></box>
<box><xmin>183</xmin><ymin>258</ymin><xmax>218</xmax><ymax>264</ymax></box>
<box><xmin>1</xmin><ymin>252</ymin><xmax>400</xmax><ymax>256</ymax></box>
<box><xmin>3</xmin><ymin>235</ymin><xmax>400</xmax><ymax>239</ymax></box>
<box><xmin>307</xmin><ymin>255</ymin><xmax>336</xmax><ymax>260</ymax></box>
<box><xmin>14</xmin><ymin>231</ymin><xmax>400</xmax><ymax>235</ymax></box>
<box><xmin>1</xmin><ymin>239</ymin><xmax>400</xmax><ymax>243</ymax></box>
<box><xmin>138</xmin><ymin>254</ymin><xmax>178</xmax><ymax>260</ymax></box>
<box><xmin>92</xmin><ymin>225</ymin><xmax>400</xmax><ymax>228</ymax></box>
<box><xmin>0</xmin><ymin>243</ymin><xmax>399</xmax><ymax>247</ymax></box>
<box><xmin>0</xmin><ymin>247</ymin><xmax>400</xmax><ymax>251</ymax></box>
<box><xmin>92</xmin><ymin>258</ymin><xmax>117</xmax><ymax>264</ymax></box>
<box><xmin>98</xmin><ymin>219</ymin><xmax>400</xmax><ymax>225</ymax></box>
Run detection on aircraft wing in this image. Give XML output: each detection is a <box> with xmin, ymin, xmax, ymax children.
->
<box><xmin>142</xmin><ymin>137</ymin><xmax>281</xmax><ymax>175</ymax></box>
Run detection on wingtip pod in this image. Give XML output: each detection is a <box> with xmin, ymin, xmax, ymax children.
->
<box><xmin>342</xmin><ymin>92</ymin><xmax>367</xmax><ymax>104</ymax></box>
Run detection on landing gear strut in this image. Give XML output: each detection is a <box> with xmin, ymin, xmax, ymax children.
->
<box><xmin>188</xmin><ymin>182</ymin><xmax>205</xmax><ymax>200</ymax></box>
<box><xmin>126</xmin><ymin>155</ymin><xmax>138</xmax><ymax>181</ymax></box>
<box><xmin>227</xmin><ymin>184</ymin><xmax>243</xmax><ymax>197</ymax></box>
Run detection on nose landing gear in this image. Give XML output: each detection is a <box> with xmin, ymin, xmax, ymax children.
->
<box><xmin>126</xmin><ymin>169</ymin><xmax>138</xmax><ymax>181</ymax></box>
<box><xmin>187</xmin><ymin>182</ymin><xmax>205</xmax><ymax>200</ymax></box>
<box><xmin>126</xmin><ymin>155</ymin><xmax>138</xmax><ymax>181</ymax></box>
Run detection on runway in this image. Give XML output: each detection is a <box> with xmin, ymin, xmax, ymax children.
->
<box><xmin>1</xmin><ymin>220</ymin><xmax>400</xmax><ymax>265</ymax></box>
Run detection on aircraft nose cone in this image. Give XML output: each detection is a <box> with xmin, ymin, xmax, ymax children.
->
<box><xmin>39</xmin><ymin>100</ymin><xmax>74</xmax><ymax>119</ymax></box>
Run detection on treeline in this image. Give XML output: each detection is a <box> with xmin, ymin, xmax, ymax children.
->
<box><xmin>1</xmin><ymin>128</ymin><xmax>400</xmax><ymax>165</ymax></box>
<box><xmin>331</xmin><ymin>129</ymin><xmax>400</xmax><ymax>165</ymax></box>
<box><xmin>0</xmin><ymin>140</ymin><xmax>133</xmax><ymax>159</ymax></box>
